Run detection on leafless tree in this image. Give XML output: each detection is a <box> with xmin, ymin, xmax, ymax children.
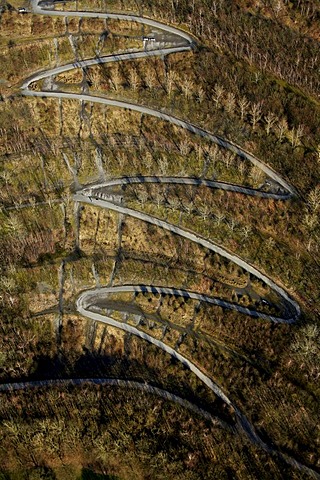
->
<box><xmin>137</xmin><ymin>189</ymin><xmax>149</xmax><ymax>206</ymax></box>
<box><xmin>242</xmin><ymin>225</ymin><xmax>251</xmax><ymax>238</ymax></box>
<box><xmin>239</xmin><ymin>162</ymin><xmax>246</xmax><ymax>179</ymax></box>
<box><xmin>215</xmin><ymin>212</ymin><xmax>225</xmax><ymax>225</ymax></box>
<box><xmin>111</xmin><ymin>67</ymin><xmax>122</xmax><ymax>91</ymax></box>
<box><xmin>6</xmin><ymin>216</ymin><xmax>24</xmax><ymax>236</ymax></box>
<box><xmin>266</xmin><ymin>237</ymin><xmax>275</xmax><ymax>249</ymax></box>
<box><xmin>207</xmin><ymin>144</ymin><xmax>219</xmax><ymax>165</ymax></box>
<box><xmin>307</xmin><ymin>186</ymin><xmax>320</xmax><ymax>212</ymax></box>
<box><xmin>250</xmin><ymin>165</ymin><xmax>264</xmax><ymax>185</ymax></box>
<box><xmin>225</xmin><ymin>92</ymin><xmax>236</xmax><ymax>114</ymax></box>
<box><xmin>238</xmin><ymin>96</ymin><xmax>250</xmax><ymax>121</ymax></box>
<box><xmin>289</xmin><ymin>124</ymin><xmax>304</xmax><ymax>147</ymax></box>
<box><xmin>292</xmin><ymin>324</ymin><xmax>319</xmax><ymax>361</ymax></box>
<box><xmin>181</xmin><ymin>78</ymin><xmax>194</xmax><ymax>99</ymax></box>
<box><xmin>228</xmin><ymin>218</ymin><xmax>237</xmax><ymax>231</ymax></box>
<box><xmin>250</xmin><ymin>102</ymin><xmax>263</xmax><ymax>129</ymax></box>
<box><xmin>166</xmin><ymin>71</ymin><xmax>177</xmax><ymax>96</ymax></box>
<box><xmin>212</xmin><ymin>84</ymin><xmax>225</xmax><ymax>107</ymax></box>
<box><xmin>154</xmin><ymin>191</ymin><xmax>164</xmax><ymax>209</ymax></box>
<box><xmin>158</xmin><ymin>154</ymin><xmax>168</xmax><ymax>175</ymax></box>
<box><xmin>316</xmin><ymin>145</ymin><xmax>320</xmax><ymax>165</ymax></box>
<box><xmin>264</xmin><ymin>112</ymin><xmax>278</xmax><ymax>135</ymax></box>
<box><xmin>199</xmin><ymin>203</ymin><xmax>211</xmax><ymax>221</ymax></box>
<box><xmin>145</xmin><ymin>151</ymin><xmax>154</xmax><ymax>172</ymax></box>
<box><xmin>273</xmin><ymin>0</ymin><xmax>284</xmax><ymax>16</ymax></box>
<box><xmin>184</xmin><ymin>200</ymin><xmax>194</xmax><ymax>215</ymax></box>
<box><xmin>179</xmin><ymin>137</ymin><xmax>191</xmax><ymax>156</ymax></box>
<box><xmin>225</xmin><ymin>152</ymin><xmax>235</xmax><ymax>168</ymax></box>
<box><xmin>196</xmin><ymin>85</ymin><xmax>205</xmax><ymax>104</ymax></box>
<box><xmin>276</xmin><ymin>117</ymin><xmax>288</xmax><ymax>141</ymax></box>
<box><xmin>129</xmin><ymin>68</ymin><xmax>140</xmax><ymax>91</ymax></box>
<box><xmin>144</xmin><ymin>68</ymin><xmax>157</xmax><ymax>90</ymax></box>
<box><xmin>303</xmin><ymin>213</ymin><xmax>318</xmax><ymax>231</ymax></box>
<box><xmin>195</xmin><ymin>143</ymin><xmax>203</xmax><ymax>161</ymax></box>
<box><xmin>168</xmin><ymin>196</ymin><xmax>181</xmax><ymax>211</ymax></box>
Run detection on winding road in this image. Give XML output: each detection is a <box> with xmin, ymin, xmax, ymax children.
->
<box><xmin>75</xmin><ymin>192</ymin><xmax>300</xmax><ymax>323</ymax></box>
<box><xmin>0</xmin><ymin>377</ymin><xmax>229</xmax><ymax>429</ymax></box>
<box><xmin>77</xmin><ymin>174</ymin><xmax>292</xmax><ymax>199</ymax></box>
<box><xmin>4</xmin><ymin>0</ymin><xmax>318</xmax><ymax>478</ymax></box>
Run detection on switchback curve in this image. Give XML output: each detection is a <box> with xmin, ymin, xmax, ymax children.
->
<box><xmin>14</xmin><ymin>1</ymin><xmax>316</xmax><ymax>478</ymax></box>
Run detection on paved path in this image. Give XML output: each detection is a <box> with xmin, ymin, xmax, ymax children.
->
<box><xmin>0</xmin><ymin>377</ymin><xmax>228</xmax><ymax>428</ymax></box>
<box><xmin>15</xmin><ymin>3</ymin><xmax>320</xmax><ymax>479</ymax></box>
<box><xmin>22</xmin><ymin>2</ymin><xmax>296</xmax><ymax>198</ymax></box>
<box><xmin>78</xmin><ymin>284</ymin><xmax>297</xmax><ymax>324</ymax></box>
<box><xmin>76</xmin><ymin>289</ymin><xmax>319</xmax><ymax>479</ymax></box>
<box><xmin>74</xmin><ymin>193</ymin><xmax>300</xmax><ymax>323</ymax></box>
<box><xmin>29</xmin><ymin>0</ymin><xmax>196</xmax><ymax>46</ymax></box>
<box><xmin>21</xmin><ymin>91</ymin><xmax>296</xmax><ymax>199</ymax></box>
<box><xmin>82</xmin><ymin>175</ymin><xmax>291</xmax><ymax>200</ymax></box>
<box><xmin>21</xmin><ymin>47</ymin><xmax>192</xmax><ymax>90</ymax></box>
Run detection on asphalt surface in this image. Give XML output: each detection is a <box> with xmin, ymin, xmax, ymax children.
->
<box><xmin>13</xmin><ymin>3</ymin><xmax>319</xmax><ymax>479</ymax></box>
<box><xmin>74</xmin><ymin>194</ymin><xmax>300</xmax><ymax>323</ymax></box>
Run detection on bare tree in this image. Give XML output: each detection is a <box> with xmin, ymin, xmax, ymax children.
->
<box><xmin>303</xmin><ymin>213</ymin><xmax>318</xmax><ymax>231</ymax></box>
<box><xmin>225</xmin><ymin>92</ymin><xmax>236</xmax><ymax>114</ymax></box>
<box><xmin>181</xmin><ymin>78</ymin><xmax>194</xmax><ymax>99</ymax></box>
<box><xmin>273</xmin><ymin>0</ymin><xmax>285</xmax><ymax>17</ymax></box>
<box><xmin>225</xmin><ymin>152</ymin><xmax>235</xmax><ymax>168</ymax></box>
<box><xmin>137</xmin><ymin>189</ymin><xmax>149</xmax><ymax>206</ymax></box>
<box><xmin>239</xmin><ymin>162</ymin><xmax>246</xmax><ymax>179</ymax></box>
<box><xmin>307</xmin><ymin>186</ymin><xmax>320</xmax><ymax>212</ymax></box>
<box><xmin>89</xmin><ymin>66</ymin><xmax>102</xmax><ymax>90</ymax></box>
<box><xmin>184</xmin><ymin>200</ymin><xmax>194</xmax><ymax>215</ymax></box>
<box><xmin>154</xmin><ymin>191</ymin><xmax>164</xmax><ymax>209</ymax></box>
<box><xmin>168</xmin><ymin>196</ymin><xmax>180</xmax><ymax>211</ymax></box>
<box><xmin>316</xmin><ymin>145</ymin><xmax>320</xmax><ymax>165</ymax></box>
<box><xmin>215</xmin><ymin>212</ymin><xmax>225</xmax><ymax>225</ymax></box>
<box><xmin>238</xmin><ymin>96</ymin><xmax>250</xmax><ymax>121</ymax></box>
<box><xmin>145</xmin><ymin>151</ymin><xmax>154</xmax><ymax>172</ymax></box>
<box><xmin>276</xmin><ymin>117</ymin><xmax>288</xmax><ymax>141</ymax></box>
<box><xmin>179</xmin><ymin>137</ymin><xmax>191</xmax><ymax>156</ymax></box>
<box><xmin>158</xmin><ymin>154</ymin><xmax>168</xmax><ymax>175</ymax></box>
<box><xmin>195</xmin><ymin>143</ymin><xmax>203</xmax><ymax>161</ymax></box>
<box><xmin>264</xmin><ymin>112</ymin><xmax>278</xmax><ymax>135</ymax></box>
<box><xmin>129</xmin><ymin>68</ymin><xmax>140</xmax><ymax>91</ymax></box>
<box><xmin>111</xmin><ymin>67</ymin><xmax>122</xmax><ymax>91</ymax></box>
<box><xmin>289</xmin><ymin>124</ymin><xmax>304</xmax><ymax>147</ymax></box>
<box><xmin>144</xmin><ymin>68</ymin><xmax>157</xmax><ymax>90</ymax></box>
<box><xmin>242</xmin><ymin>225</ymin><xmax>251</xmax><ymax>238</ymax></box>
<box><xmin>212</xmin><ymin>84</ymin><xmax>225</xmax><ymax>107</ymax></box>
<box><xmin>166</xmin><ymin>71</ymin><xmax>177</xmax><ymax>96</ymax></box>
<box><xmin>199</xmin><ymin>203</ymin><xmax>211</xmax><ymax>221</ymax></box>
<box><xmin>0</xmin><ymin>276</ymin><xmax>16</xmax><ymax>294</ymax></box>
<box><xmin>0</xmin><ymin>171</ymin><xmax>11</xmax><ymax>185</ymax></box>
<box><xmin>250</xmin><ymin>165</ymin><xmax>264</xmax><ymax>185</ymax></box>
<box><xmin>250</xmin><ymin>102</ymin><xmax>263</xmax><ymax>129</ymax></box>
<box><xmin>292</xmin><ymin>324</ymin><xmax>319</xmax><ymax>360</ymax></box>
<box><xmin>266</xmin><ymin>237</ymin><xmax>275</xmax><ymax>249</ymax></box>
<box><xmin>6</xmin><ymin>215</ymin><xmax>24</xmax><ymax>236</ymax></box>
<box><xmin>207</xmin><ymin>144</ymin><xmax>219</xmax><ymax>165</ymax></box>
<box><xmin>228</xmin><ymin>218</ymin><xmax>237</xmax><ymax>231</ymax></box>
<box><xmin>196</xmin><ymin>85</ymin><xmax>205</xmax><ymax>104</ymax></box>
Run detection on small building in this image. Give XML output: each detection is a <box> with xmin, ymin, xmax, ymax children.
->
<box><xmin>143</xmin><ymin>37</ymin><xmax>156</xmax><ymax>49</ymax></box>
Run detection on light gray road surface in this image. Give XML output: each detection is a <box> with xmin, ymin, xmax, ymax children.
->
<box><xmin>14</xmin><ymin>3</ymin><xmax>318</xmax><ymax>478</ymax></box>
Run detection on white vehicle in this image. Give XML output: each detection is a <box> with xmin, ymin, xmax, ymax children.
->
<box><xmin>18</xmin><ymin>7</ymin><xmax>27</xmax><ymax>13</ymax></box>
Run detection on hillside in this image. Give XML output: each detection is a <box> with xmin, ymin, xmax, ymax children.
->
<box><xmin>0</xmin><ymin>0</ymin><xmax>319</xmax><ymax>478</ymax></box>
